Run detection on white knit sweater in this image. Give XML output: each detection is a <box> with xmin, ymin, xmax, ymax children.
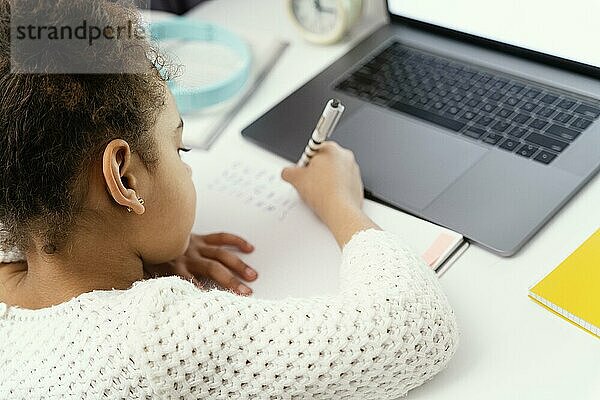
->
<box><xmin>0</xmin><ymin>229</ymin><xmax>458</xmax><ymax>399</ymax></box>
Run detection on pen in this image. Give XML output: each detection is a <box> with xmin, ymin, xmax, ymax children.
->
<box><xmin>297</xmin><ymin>99</ymin><xmax>346</xmax><ymax>167</ymax></box>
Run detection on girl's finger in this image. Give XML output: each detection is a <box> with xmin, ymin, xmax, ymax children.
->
<box><xmin>200</xmin><ymin>246</ymin><xmax>258</xmax><ymax>282</ymax></box>
<box><xmin>201</xmin><ymin>232</ymin><xmax>254</xmax><ymax>253</ymax></box>
<box><xmin>172</xmin><ymin>261</ymin><xmax>204</xmax><ymax>289</ymax></box>
<box><xmin>197</xmin><ymin>258</ymin><xmax>252</xmax><ymax>296</ymax></box>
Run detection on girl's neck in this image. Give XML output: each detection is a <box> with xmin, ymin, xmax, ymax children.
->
<box><xmin>0</xmin><ymin>239</ymin><xmax>144</xmax><ymax>310</ymax></box>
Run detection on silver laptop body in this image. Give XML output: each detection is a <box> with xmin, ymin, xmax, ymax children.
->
<box><xmin>242</xmin><ymin>0</ymin><xmax>600</xmax><ymax>256</ymax></box>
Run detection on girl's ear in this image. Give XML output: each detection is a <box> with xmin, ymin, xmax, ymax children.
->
<box><xmin>102</xmin><ymin>139</ymin><xmax>145</xmax><ymax>215</ymax></box>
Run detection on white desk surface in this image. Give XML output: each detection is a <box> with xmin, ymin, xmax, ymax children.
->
<box><xmin>181</xmin><ymin>1</ymin><xmax>600</xmax><ymax>398</ymax></box>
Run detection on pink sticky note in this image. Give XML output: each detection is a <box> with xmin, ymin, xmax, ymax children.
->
<box><xmin>422</xmin><ymin>233</ymin><xmax>456</xmax><ymax>267</ymax></box>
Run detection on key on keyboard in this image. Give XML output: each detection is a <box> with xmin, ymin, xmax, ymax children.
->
<box><xmin>335</xmin><ymin>41</ymin><xmax>600</xmax><ymax>165</ymax></box>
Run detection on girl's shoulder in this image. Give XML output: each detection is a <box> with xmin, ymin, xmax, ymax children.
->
<box><xmin>0</xmin><ymin>276</ymin><xmax>202</xmax><ymax>322</ymax></box>
<box><xmin>112</xmin><ymin>276</ymin><xmax>208</xmax><ymax>315</ymax></box>
<box><xmin>131</xmin><ymin>275</ymin><xmax>199</xmax><ymax>296</ymax></box>
<box><xmin>81</xmin><ymin>275</ymin><xmax>204</xmax><ymax>313</ymax></box>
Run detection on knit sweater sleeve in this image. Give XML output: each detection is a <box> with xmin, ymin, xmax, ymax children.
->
<box><xmin>134</xmin><ymin>229</ymin><xmax>459</xmax><ymax>399</ymax></box>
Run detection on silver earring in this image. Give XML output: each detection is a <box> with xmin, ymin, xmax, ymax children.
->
<box><xmin>127</xmin><ymin>197</ymin><xmax>145</xmax><ymax>213</ymax></box>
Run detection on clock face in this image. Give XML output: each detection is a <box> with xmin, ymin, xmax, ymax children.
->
<box><xmin>290</xmin><ymin>0</ymin><xmax>341</xmax><ymax>35</ymax></box>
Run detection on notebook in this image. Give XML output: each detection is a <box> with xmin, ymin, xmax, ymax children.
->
<box><xmin>529</xmin><ymin>229</ymin><xmax>600</xmax><ymax>339</ymax></box>
<box><xmin>185</xmin><ymin>148</ymin><xmax>467</xmax><ymax>300</ymax></box>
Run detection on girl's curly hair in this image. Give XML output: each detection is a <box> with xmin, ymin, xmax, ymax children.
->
<box><xmin>0</xmin><ymin>0</ymin><xmax>173</xmax><ymax>253</ymax></box>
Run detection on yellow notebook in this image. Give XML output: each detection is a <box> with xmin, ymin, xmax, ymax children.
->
<box><xmin>529</xmin><ymin>229</ymin><xmax>600</xmax><ymax>339</ymax></box>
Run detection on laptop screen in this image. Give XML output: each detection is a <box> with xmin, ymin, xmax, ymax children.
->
<box><xmin>388</xmin><ymin>0</ymin><xmax>600</xmax><ymax>69</ymax></box>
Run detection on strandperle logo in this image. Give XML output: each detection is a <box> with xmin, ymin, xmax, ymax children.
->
<box><xmin>14</xmin><ymin>19</ymin><xmax>147</xmax><ymax>47</ymax></box>
<box><xmin>9</xmin><ymin>0</ymin><xmax>151</xmax><ymax>74</ymax></box>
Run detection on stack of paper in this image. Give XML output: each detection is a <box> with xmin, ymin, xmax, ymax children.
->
<box><xmin>144</xmin><ymin>11</ymin><xmax>287</xmax><ymax>149</ymax></box>
<box><xmin>175</xmin><ymin>32</ymin><xmax>288</xmax><ymax>149</ymax></box>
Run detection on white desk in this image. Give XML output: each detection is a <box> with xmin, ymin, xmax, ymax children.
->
<box><xmin>182</xmin><ymin>1</ymin><xmax>600</xmax><ymax>398</ymax></box>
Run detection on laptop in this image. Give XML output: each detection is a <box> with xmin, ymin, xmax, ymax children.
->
<box><xmin>242</xmin><ymin>0</ymin><xmax>600</xmax><ymax>256</ymax></box>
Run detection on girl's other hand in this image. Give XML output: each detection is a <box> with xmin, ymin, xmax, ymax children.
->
<box><xmin>143</xmin><ymin>233</ymin><xmax>257</xmax><ymax>296</ymax></box>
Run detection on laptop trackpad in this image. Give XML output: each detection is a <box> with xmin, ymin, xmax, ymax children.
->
<box><xmin>331</xmin><ymin>106</ymin><xmax>487</xmax><ymax>211</ymax></box>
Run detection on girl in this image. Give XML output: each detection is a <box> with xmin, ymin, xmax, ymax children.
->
<box><xmin>0</xmin><ymin>1</ymin><xmax>458</xmax><ymax>398</ymax></box>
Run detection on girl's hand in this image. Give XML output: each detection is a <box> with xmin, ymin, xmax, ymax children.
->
<box><xmin>143</xmin><ymin>233</ymin><xmax>258</xmax><ymax>296</ymax></box>
<box><xmin>282</xmin><ymin>141</ymin><xmax>379</xmax><ymax>248</ymax></box>
<box><xmin>282</xmin><ymin>141</ymin><xmax>364</xmax><ymax>224</ymax></box>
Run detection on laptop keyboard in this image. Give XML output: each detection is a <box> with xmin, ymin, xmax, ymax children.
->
<box><xmin>335</xmin><ymin>41</ymin><xmax>600</xmax><ymax>165</ymax></box>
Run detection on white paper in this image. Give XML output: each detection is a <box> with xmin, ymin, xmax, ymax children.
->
<box><xmin>185</xmin><ymin>148</ymin><xmax>463</xmax><ymax>300</ymax></box>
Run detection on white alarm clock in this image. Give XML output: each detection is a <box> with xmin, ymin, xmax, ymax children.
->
<box><xmin>287</xmin><ymin>0</ymin><xmax>364</xmax><ymax>45</ymax></box>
